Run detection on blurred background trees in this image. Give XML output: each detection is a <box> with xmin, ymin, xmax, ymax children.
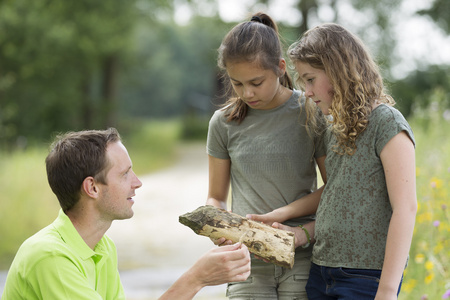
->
<box><xmin>0</xmin><ymin>0</ymin><xmax>449</xmax><ymax>148</ymax></box>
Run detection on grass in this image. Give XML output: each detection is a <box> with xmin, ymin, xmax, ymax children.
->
<box><xmin>0</xmin><ymin>119</ymin><xmax>181</xmax><ymax>269</ymax></box>
<box><xmin>0</xmin><ymin>147</ymin><xmax>57</xmax><ymax>268</ymax></box>
<box><xmin>399</xmin><ymin>94</ymin><xmax>450</xmax><ymax>299</ymax></box>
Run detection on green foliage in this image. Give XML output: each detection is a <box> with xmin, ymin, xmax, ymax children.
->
<box><xmin>390</xmin><ymin>65</ymin><xmax>450</xmax><ymax>118</ymax></box>
<box><xmin>180</xmin><ymin>114</ymin><xmax>210</xmax><ymax>140</ymax></box>
<box><xmin>119</xmin><ymin>16</ymin><xmax>229</xmax><ymax>119</ymax></box>
<box><xmin>0</xmin><ymin>0</ymin><xmax>137</xmax><ymax>144</ymax></box>
<box><xmin>399</xmin><ymin>88</ymin><xmax>450</xmax><ymax>299</ymax></box>
<box><xmin>418</xmin><ymin>0</ymin><xmax>450</xmax><ymax>34</ymax></box>
<box><xmin>0</xmin><ymin>148</ymin><xmax>59</xmax><ymax>268</ymax></box>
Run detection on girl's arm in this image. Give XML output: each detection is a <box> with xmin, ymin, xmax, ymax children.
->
<box><xmin>247</xmin><ymin>155</ymin><xmax>326</xmax><ymax>224</ymax></box>
<box><xmin>206</xmin><ymin>155</ymin><xmax>233</xmax><ymax>245</ymax></box>
<box><xmin>206</xmin><ymin>155</ymin><xmax>231</xmax><ymax>210</ymax></box>
<box><xmin>376</xmin><ymin>131</ymin><xmax>417</xmax><ymax>299</ymax></box>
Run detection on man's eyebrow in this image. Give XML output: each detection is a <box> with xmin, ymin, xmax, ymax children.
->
<box><xmin>122</xmin><ymin>165</ymin><xmax>132</xmax><ymax>174</ymax></box>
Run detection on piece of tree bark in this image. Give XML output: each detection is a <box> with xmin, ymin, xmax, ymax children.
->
<box><xmin>179</xmin><ymin>205</ymin><xmax>295</xmax><ymax>268</ymax></box>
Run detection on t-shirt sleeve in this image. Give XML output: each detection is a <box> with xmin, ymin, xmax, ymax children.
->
<box><xmin>375</xmin><ymin>106</ymin><xmax>415</xmax><ymax>156</ymax></box>
<box><xmin>207</xmin><ymin>110</ymin><xmax>230</xmax><ymax>159</ymax></box>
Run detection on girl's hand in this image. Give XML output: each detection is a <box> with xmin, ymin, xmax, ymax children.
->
<box><xmin>210</xmin><ymin>237</ymin><xmax>234</xmax><ymax>246</ymax></box>
<box><xmin>272</xmin><ymin>222</ymin><xmax>315</xmax><ymax>249</ymax></box>
<box><xmin>246</xmin><ymin>211</ymin><xmax>283</xmax><ymax>225</ymax></box>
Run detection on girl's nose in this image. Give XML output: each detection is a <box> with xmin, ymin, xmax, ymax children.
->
<box><xmin>304</xmin><ymin>88</ymin><xmax>313</xmax><ymax>98</ymax></box>
<box><xmin>243</xmin><ymin>86</ymin><xmax>254</xmax><ymax>98</ymax></box>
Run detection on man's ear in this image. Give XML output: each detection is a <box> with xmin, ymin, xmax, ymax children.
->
<box><xmin>82</xmin><ymin>176</ymin><xmax>99</xmax><ymax>199</ymax></box>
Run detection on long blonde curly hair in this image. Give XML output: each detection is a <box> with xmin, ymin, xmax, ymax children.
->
<box><xmin>288</xmin><ymin>23</ymin><xmax>395</xmax><ymax>155</ymax></box>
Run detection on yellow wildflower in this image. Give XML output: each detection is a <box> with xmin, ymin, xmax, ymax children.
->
<box><xmin>402</xmin><ymin>279</ymin><xmax>417</xmax><ymax>293</ymax></box>
<box><xmin>415</xmin><ymin>253</ymin><xmax>425</xmax><ymax>264</ymax></box>
<box><xmin>424</xmin><ymin>272</ymin><xmax>434</xmax><ymax>284</ymax></box>
<box><xmin>425</xmin><ymin>260</ymin><xmax>434</xmax><ymax>270</ymax></box>
<box><xmin>417</xmin><ymin>212</ymin><xmax>432</xmax><ymax>224</ymax></box>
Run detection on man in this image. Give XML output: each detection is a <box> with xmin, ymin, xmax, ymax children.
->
<box><xmin>2</xmin><ymin>128</ymin><xmax>250</xmax><ymax>300</ymax></box>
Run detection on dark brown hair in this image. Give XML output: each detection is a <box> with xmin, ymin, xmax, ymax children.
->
<box><xmin>217</xmin><ymin>12</ymin><xmax>292</xmax><ymax>123</ymax></box>
<box><xmin>45</xmin><ymin>128</ymin><xmax>121</xmax><ymax>211</ymax></box>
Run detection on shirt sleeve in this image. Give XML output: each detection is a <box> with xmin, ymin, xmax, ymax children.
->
<box><xmin>207</xmin><ymin>110</ymin><xmax>230</xmax><ymax>159</ymax></box>
<box><xmin>375</xmin><ymin>106</ymin><xmax>415</xmax><ymax>156</ymax></box>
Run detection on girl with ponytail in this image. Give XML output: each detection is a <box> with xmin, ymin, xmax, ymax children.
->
<box><xmin>206</xmin><ymin>12</ymin><xmax>326</xmax><ymax>299</ymax></box>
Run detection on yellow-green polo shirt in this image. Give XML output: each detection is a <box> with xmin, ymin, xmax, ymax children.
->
<box><xmin>2</xmin><ymin>210</ymin><xmax>125</xmax><ymax>300</ymax></box>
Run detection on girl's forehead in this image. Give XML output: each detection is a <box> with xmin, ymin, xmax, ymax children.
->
<box><xmin>294</xmin><ymin>61</ymin><xmax>317</xmax><ymax>76</ymax></box>
<box><xmin>227</xmin><ymin>61</ymin><xmax>271</xmax><ymax>80</ymax></box>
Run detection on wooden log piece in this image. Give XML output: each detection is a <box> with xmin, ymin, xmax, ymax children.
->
<box><xmin>179</xmin><ymin>205</ymin><xmax>295</xmax><ymax>268</ymax></box>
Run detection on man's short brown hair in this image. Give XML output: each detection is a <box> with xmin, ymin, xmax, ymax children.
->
<box><xmin>45</xmin><ymin>128</ymin><xmax>121</xmax><ymax>211</ymax></box>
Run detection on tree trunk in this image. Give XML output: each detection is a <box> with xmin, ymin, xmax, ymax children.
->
<box><xmin>179</xmin><ymin>205</ymin><xmax>295</xmax><ymax>268</ymax></box>
<box><xmin>298</xmin><ymin>0</ymin><xmax>318</xmax><ymax>34</ymax></box>
<box><xmin>101</xmin><ymin>55</ymin><xmax>118</xmax><ymax>128</ymax></box>
<box><xmin>80</xmin><ymin>73</ymin><xmax>92</xmax><ymax>129</ymax></box>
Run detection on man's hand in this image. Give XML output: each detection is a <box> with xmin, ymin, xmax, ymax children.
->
<box><xmin>191</xmin><ymin>243</ymin><xmax>251</xmax><ymax>286</ymax></box>
<box><xmin>158</xmin><ymin>243</ymin><xmax>251</xmax><ymax>300</ymax></box>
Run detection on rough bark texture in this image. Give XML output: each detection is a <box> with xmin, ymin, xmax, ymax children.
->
<box><xmin>179</xmin><ymin>205</ymin><xmax>295</xmax><ymax>268</ymax></box>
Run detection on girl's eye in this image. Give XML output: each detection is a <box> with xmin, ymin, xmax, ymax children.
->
<box><xmin>232</xmin><ymin>82</ymin><xmax>242</xmax><ymax>87</ymax></box>
<box><xmin>252</xmin><ymin>82</ymin><xmax>262</xmax><ymax>87</ymax></box>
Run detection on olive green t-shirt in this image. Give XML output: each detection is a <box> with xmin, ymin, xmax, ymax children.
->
<box><xmin>207</xmin><ymin>90</ymin><xmax>326</xmax><ymax>228</ymax></box>
<box><xmin>313</xmin><ymin>104</ymin><xmax>415</xmax><ymax>269</ymax></box>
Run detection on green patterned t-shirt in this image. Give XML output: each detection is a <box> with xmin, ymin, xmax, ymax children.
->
<box><xmin>312</xmin><ymin>104</ymin><xmax>415</xmax><ymax>269</ymax></box>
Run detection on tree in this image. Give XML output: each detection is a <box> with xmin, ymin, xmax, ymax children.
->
<box><xmin>0</xmin><ymin>0</ymin><xmax>137</xmax><ymax>146</ymax></box>
<box><xmin>418</xmin><ymin>0</ymin><xmax>450</xmax><ymax>34</ymax></box>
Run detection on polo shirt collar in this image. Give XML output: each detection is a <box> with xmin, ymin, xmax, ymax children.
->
<box><xmin>53</xmin><ymin>209</ymin><xmax>109</xmax><ymax>261</ymax></box>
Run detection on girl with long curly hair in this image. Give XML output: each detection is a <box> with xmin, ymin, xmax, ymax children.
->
<box><xmin>249</xmin><ymin>23</ymin><xmax>417</xmax><ymax>299</ymax></box>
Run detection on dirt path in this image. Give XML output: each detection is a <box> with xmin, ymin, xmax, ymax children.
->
<box><xmin>107</xmin><ymin>142</ymin><xmax>228</xmax><ymax>300</ymax></box>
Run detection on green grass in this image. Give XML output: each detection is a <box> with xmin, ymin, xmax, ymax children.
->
<box><xmin>399</xmin><ymin>96</ymin><xmax>450</xmax><ymax>299</ymax></box>
<box><xmin>0</xmin><ymin>119</ymin><xmax>182</xmax><ymax>269</ymax></box>
<box><xmin>0</xmin><ymin>148</ymin><xmax>58</xmax><ymax>268</ymax></box>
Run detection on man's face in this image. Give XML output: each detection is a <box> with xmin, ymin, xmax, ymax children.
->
<box><xmin>96</xmin><ymin>141</ymin><xmax>142</xmax><ymax>221</ymax></box>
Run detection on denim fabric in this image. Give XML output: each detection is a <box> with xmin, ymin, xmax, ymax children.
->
<box><xmin>305</xmin><ymin>263</ymin><xmax>402</xmax><ymax>299</ymax></box>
